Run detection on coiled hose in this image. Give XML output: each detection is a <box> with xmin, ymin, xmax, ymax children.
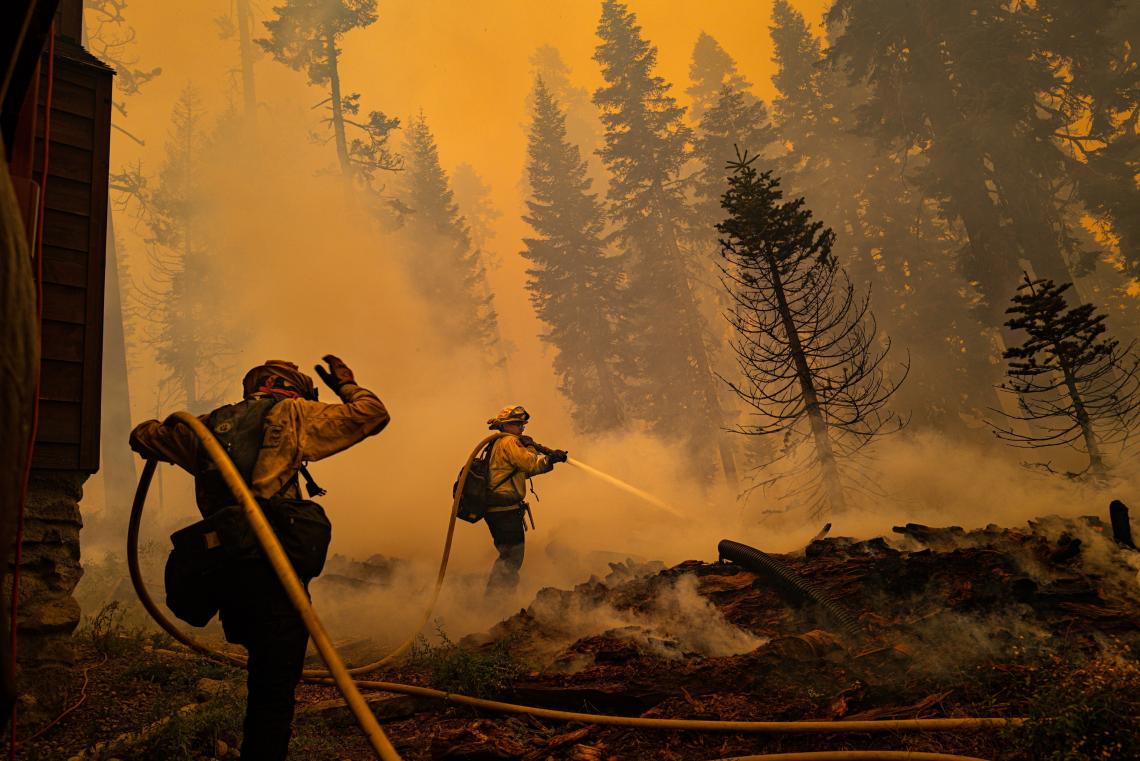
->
<box><xmin>718</xmin><ymin>539</ymin><xmax>863</xmax><ymax>640</ymax></box>
<box><xmin>128</xmin><ymin>426</ymin><xmax>504</xmax><ymax>675</ymax></box>
<box><xmin>127</xmin><ymin>414</ymin><xmax>1017</xmax><ymax>760</ymax></box>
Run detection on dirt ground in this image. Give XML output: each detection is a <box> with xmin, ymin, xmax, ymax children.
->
<box><xmin>13</xmin><ymin>513</ymin><xmax>1140</xmax><ymax>760</ymax></box>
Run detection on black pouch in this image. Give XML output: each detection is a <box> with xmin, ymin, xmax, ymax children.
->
<box><xmin>163</xmin><ymin>499</ymin><xmax>331</xmax><ymax>626</ymax></box>
<box><xmin>165</xmin><ymin>521</ymin><xmax>230</xmax><ymax>627</ymax></box>
<box><xmin>265</xmin><ymin>498</ymin><xmax>332</xmax><ymax>580</ymax></box>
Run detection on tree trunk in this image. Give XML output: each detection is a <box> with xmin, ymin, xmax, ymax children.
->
<box><xmin>326</xmin><ymin>33</ymin><xmax>351</xmax><ymax>178</ymax></box>
<box><xmin>235</xmin><ymin>0</ymin><xmax>257</xmax><ymax>126</ymax></box>
<box><xmin>763</xmin><ymin>252</ymin><xmax>847</xmax><ymax>514</ymax></box>
<box><xmin>99</xmin><ymin>210</ymin><xmax>137</xmax><ymax>532</ymax></box>
<box><xmin>1060</xmin><ymin>362</ymin><xmax>1106</xmax><ymax>476</ymax></box>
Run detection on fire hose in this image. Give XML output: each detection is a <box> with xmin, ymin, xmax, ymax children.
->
<box><xmin>127</xmin><ymin>412</ymin><xmax>1017</xmax><ymax>761</ymax></box>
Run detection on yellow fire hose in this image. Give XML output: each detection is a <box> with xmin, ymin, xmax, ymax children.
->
<box><xmin>146</xmin><ymin>412</ymin><xmax>399</xmax><ymax>759</ymax></box>
<box><xmin>713</xmin><ymin>754</ymin><xmax>993</xmax><ymax>761</ymax></box>
<box><xmin>126</xmin><ymin>413</ymin><xmax>1017</xmax><ymax>761</ymax></box>
<box><xmin>128</xmin><ymin>428</ymin><xmax>504</xmax><ymax>675</ymax></box>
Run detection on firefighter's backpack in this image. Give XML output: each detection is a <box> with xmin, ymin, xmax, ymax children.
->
<box><xmin>452</xmin><ymin>436</ymin><xmax>520</xmax><ymax>523</ymax></box>
<box><xmin>164</xmin><ymin>398</ymin><xmax>332</xmax><ymax>627</ymax></box>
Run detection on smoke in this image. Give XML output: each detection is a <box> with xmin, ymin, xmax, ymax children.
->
<box><xmin>747</xmin><ymin>430</ymin><xmax>1140</xmax><ymax>554</ymax></box>
<box><xmin>79</xmin><ymin>3</ymin><xmax>1140</xmax><ymax>660</ymax></box>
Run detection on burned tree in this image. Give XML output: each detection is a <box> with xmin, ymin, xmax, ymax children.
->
<box><xmin>718</xmin><ymin>154</ymin><xmax>906</xmax><ymax>516</ymax></box>
<box><xmin>991</xmin><ymin>275</ymin><xmax>1140</xmax><ymax>477</ymax></box>
<box><xmin>258</xmin><ymin>0</ymin><xmax>400</xmax><ymax>182</ymax></box>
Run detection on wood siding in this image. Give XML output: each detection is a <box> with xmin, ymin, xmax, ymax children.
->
<box><xmin>31</xmin><ymin>39</ymin><xmax>113</xmax><ymax>472</ymax></box>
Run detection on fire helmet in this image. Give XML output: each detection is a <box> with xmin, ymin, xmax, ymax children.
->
<box><xmin>242</xmin><ymin>360</ymin><xmax>318</xmax><ymax>401</ymax></box>
<box><xmin>487</xmin><ymin>404</ymin><xmax>531</xmax><ymax>430</ymax></box>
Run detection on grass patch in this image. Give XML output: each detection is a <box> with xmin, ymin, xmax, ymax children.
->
<box><xmin>410</xmin><ymin>625</ymin><xmax>524</xmax><ymax>698</ymax></box>
<box><xmin>119</xmin><ymin>682</ymin><xmax>245</xmax><ymax>761</ymax></box>
<box><xmin>1004</xmin><ymin>649</ymin><xmax>1140</xmax><ymax>760</ymax></box>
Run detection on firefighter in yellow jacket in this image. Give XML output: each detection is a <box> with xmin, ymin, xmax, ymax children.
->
<box><xmin>484</xmin><ymin>405</ymin><xmax>567</xmax><ymax>595</ymax></box>
<box><xmin>130</xmin><ymin>357</ymin><xmax>389</xmax><ymax>761</ymax></box>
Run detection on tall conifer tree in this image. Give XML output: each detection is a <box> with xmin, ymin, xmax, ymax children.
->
<box><xmin>522</xmin><ymin>78</ymin><xmax>625</xmax><ymax>432</ymax></box>
<box><xmin>137</xmin><ymin>87</ymin><xmax>234</xmax><ymax>413</ymax></box>
<box><xmin>594</xmin><ymin>0</ymin><xmax>737</xmax><ymax>485</ymax></box>
<box><xmin>259</xmin><ymin>0</ymin><xmax>399</xmax><ymax>183</ymax></box>
<box><xmin>398</xmin><ymin>113</ymin><xmax>503</xmax><ymax>363</ymax></box>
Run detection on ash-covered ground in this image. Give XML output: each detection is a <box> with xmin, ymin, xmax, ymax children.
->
<box><xmin>25</xmin><ymin>512</ymin><xmax>1140</xmax><ymax>760</ymax></box>
<box><xmin>324</xmin><ymin>512</ymin><xmax>1140</xmax><ymax>760</ymax></box>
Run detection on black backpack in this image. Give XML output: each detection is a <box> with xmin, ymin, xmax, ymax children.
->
<box><xmin>453</xmin><ymin>436</ymin><xmax>521</xmax><ymax>523</ymax></box>
<box><xmin>164</xmin><ymin>397</ymin><xmax>332</xmax><ymax>627</ymax></box>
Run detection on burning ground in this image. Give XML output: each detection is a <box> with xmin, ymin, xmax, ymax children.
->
<box><xmin>19</xmin><ymin>511</ymin><xmax>1140</xmax><ymax>760</ymax></box>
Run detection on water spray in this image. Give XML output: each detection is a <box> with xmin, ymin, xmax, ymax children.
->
<box><xmin>565</xmin><ymin>457</ymin><xmax>684</xmax><ymax>518</ymax></box>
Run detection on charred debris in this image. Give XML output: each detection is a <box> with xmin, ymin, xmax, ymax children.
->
<box><xmin>321</xmin><ymin>504</ymin><xmax>1140</xmax><ymax>760</ymax></box>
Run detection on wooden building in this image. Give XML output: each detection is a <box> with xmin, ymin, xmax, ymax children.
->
<box><xmin>1</xmin><ymin>0</ymin><xmax>113</xmax><ymax>724</ymax></box>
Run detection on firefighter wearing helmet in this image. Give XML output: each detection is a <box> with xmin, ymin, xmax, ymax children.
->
<box><xmin>129</xmin><ymin>356</ymin><xmax>389</xmax><ymax>760</ymax></box>
<box><xmin>482</xmin><ymin>405</ymin><xmax>567</xmax><ymax>595</ymax></box>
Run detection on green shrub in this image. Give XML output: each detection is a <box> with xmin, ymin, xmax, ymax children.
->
<box><xmin>410</xmin><ymin>625</ymin><xmax>524</xmax><ymax>698</ymax></box>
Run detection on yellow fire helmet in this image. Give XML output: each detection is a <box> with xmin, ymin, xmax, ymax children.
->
<box><xmin>487</xmin><ymin>404</ymin><xmax>531</xmax><ymax>430</ymax></box>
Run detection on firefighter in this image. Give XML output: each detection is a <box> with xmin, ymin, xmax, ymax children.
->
<box><xmin>129</xmin><ymin>356</ymin><xmax>389</xmax><ymax>760</ymax></box>
<box><xmin>483</xmin><ymin>405</ymin><xmax>567</xmax><ymax>595</ymax></box>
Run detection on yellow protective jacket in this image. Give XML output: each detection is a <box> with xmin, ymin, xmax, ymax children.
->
<box><xmin>129</xmin><ymin>383</ymin><xmax>390</xmax><ymax>500</ymax></box>
<box><xmin>487</xmin><ymin>433</ymin><xmax>553</xmax><ymax>509</ymax></box>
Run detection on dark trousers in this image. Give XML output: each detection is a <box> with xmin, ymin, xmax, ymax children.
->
<box><xmin>219</xmin><ymin>559</ymin><xmax>310</xmax><ymax>761</ymax></box>
<box><xmin>485</xmin><ymin>506</ymin><xmax>526</xmax><ymax>594</ymax></box>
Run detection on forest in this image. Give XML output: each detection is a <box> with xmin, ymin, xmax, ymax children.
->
<box><xmin>12</xmin><ymin>0</ymin><xmax>1140</xmax><ymax>759</ymax></box>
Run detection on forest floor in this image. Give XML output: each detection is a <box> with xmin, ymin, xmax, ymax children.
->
<box><xmin>14</xmin><ymin>511</ymin><xmax>1140</xmax><ymax>761</ymax></box>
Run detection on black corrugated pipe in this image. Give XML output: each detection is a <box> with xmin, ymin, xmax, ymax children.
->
<box><xmin>718</xmin><ymin>539</ymin><xmax>863</xmax><ymax>640</ymax></box>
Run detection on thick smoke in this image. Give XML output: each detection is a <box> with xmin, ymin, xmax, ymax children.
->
<box><xmin>78</xmin><ymin>1</ymin><xmax>1140</xmax><ymax>656</ymax></box>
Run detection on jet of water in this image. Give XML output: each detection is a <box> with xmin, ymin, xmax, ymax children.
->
<box><xmin>565</xmin><ymin>458</ymin><xmax>684</xmax><ymax>518</ymax></box>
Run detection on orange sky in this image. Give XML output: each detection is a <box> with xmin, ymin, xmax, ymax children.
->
<box><xmin>112</xmin><ymin>0</ymin><xmax>829</xmax><ymax>249</ymax></box>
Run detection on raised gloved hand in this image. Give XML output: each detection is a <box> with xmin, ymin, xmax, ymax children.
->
<box><xmin>548</xmin><ymin>449</ymin><xmax>569</xmax><ymax>464</ymax></box>
<box><xmin>314</xmin><ymin>355</ymin><xmax>356</xmax><ymax>395</ymax></box>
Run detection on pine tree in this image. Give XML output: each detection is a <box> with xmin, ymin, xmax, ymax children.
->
<box><xmin>991</xmin><ymin>275</ymin><xmax>1140</xmax><ymax>476</ymax></box>
<box><xmin>718</xmin><ymin>154</ymin><xmax>906</xmax><ymax>517</ymax></box>
<box><xmin>594</xmin><ymin>0</ymin><xmax>737</xmax><ymax>485</ymax></box>
<box><xmin>770</xmin><ymin>0</ymin><xmax>994</xmax><ymax>427</ymax></box>
<box><xmin>214</xmin><ymin>0</ymin><xmax>260</xmax><ymax>123</ymax></box>
<box><xmin>1038</xmin><ymin>0</ymin><xmax>1140</xmax><ymax>282</ymax></box>
<box><xmin>258</xmin><ymin>0</ymin><xmax>400</xmax><ymax>183</ymax></box>
<box><xmin>522</xmin><ymin>77</ymin><xmax>625</xmax><ymax>432</ymax></box>
<box><xmin>84</xmin><ymin>0</ymin><xmax>162</xmax><ymax>122</ymax></box>
<box><xmin>688</xmin><ymin>33</ymin><xmax>774</xmax><ymax>233</ymax></box>
<box><xmin>398</xmin><ymin>113</ymin><xmax>503</xmax><ymax>362</ymax></box>
<box><xmin>529</xmin><ymin>45</ymin><xmax>601</xmax><ymax>182</ymax></box>
<box><xmin>686</xmin><ymin>32</ymin><xmax>751</xmax><ymax>124</ymax></box>
<box><xmin>826</xmin><ymin>0</ymin><xmax>1089</xmax><ymax>325</ymax></box>
<box><xmin>136</xmin><ymin>86</ymin><xmax>235</xmax><ymax>413</ymax></box>
<box><xmin>451</xmin><ymin>163</ymin><xmax>501</xmax><ymax>254</ymax></box>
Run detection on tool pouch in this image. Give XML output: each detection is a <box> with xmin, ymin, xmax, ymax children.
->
<box><xmin>164</xmin><ymin>498</ymin><xmax>332</xmax><ymax>626</ymax></box>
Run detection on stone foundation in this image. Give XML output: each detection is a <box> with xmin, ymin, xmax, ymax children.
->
<box><xmin>13</xmin><ymin>471</ymin><xmax>86</xmax><ymax>719</ymax></box>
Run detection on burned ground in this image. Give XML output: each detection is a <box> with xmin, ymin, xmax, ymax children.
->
<box><xmin>15</xmin><ymin>514</ymin><xmax>1140</xmax><ymax>760</ymax></box>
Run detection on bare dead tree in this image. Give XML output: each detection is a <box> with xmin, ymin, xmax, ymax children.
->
<box><xmin>990</xmin><ymin>274</ymin><xmax>1140</xmax><ymax>478</ymax></box>
<box><xmin>718</xmin><ymin>153</ymin><xmax>907</xmax><ymax>517</ymax></box>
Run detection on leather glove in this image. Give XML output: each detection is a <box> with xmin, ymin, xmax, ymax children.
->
<box><xmin>548</xmin><ymin>449</ymin><xmax>569</xmax><ymax>464</ymax></box>
<box><xmin>314</xmin><ymin>354</ymin><xmax>356</xmax><ymax>395</ymax></box>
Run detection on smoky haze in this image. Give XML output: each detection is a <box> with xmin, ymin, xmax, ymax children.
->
<box><xmin>81</xmin><ymin>0</ymin><xmax>1140</xmax><ymax>647</ymax></box>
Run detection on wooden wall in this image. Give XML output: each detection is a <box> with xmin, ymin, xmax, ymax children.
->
<box><xmin>31</xmin><ymin>38</ymin><xmax>112</xmax><ymax>472</ymax></box>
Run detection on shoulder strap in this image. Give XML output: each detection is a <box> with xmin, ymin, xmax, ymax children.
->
<box><xmin>487</xmin><ymin>436</ymin><xmax>519</xmax><ymax>491</ymax></box>
<box><xmin>195</xmin><ymin>396</ymin><xmax>283</xmax><ymax>515</ymax></box>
